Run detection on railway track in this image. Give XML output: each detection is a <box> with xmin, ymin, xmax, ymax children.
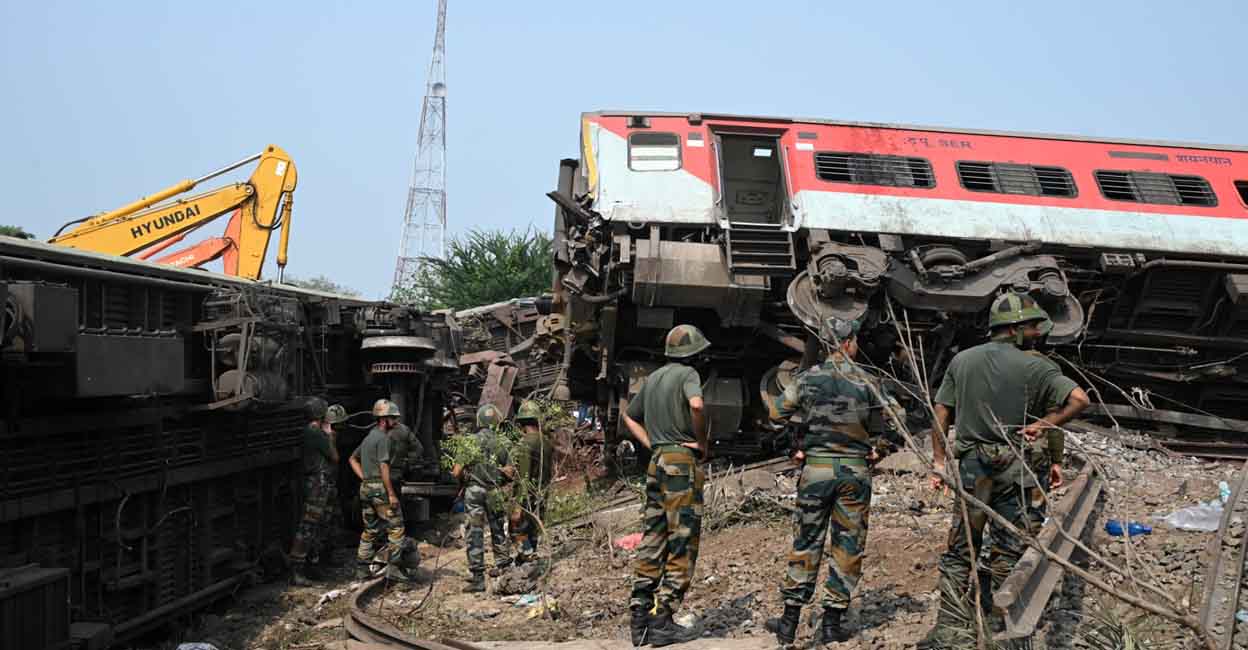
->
<box><xmin>1199</xmin><ymin>460</ymin><xmax>1248</xmax><ymax>649</ymax></box>
<box><xmin>347</xmin><ymin>576</ymin><xmax>484</xmax><ymax>650</ymax></box>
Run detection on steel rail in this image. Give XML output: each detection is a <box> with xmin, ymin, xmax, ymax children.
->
<box><xmin>1198</xmin><ymin>460</ymin><xmax>1248</xmax><ymax>649</ymax></box>
<box><xmin>992</xmin><ymin>462</ymin><xmax>1102</xmax><ymax>640</ymax></box>
<box><xmin>346</xmin><ymin>576</ymin><xmax>482</xmax><ymax>650</ymax></box>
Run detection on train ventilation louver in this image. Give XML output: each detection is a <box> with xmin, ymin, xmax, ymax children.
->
<box><xmin>813</xmin><ymin>152</ymin><xmax>934</xmax><ymax>188</ymax></box>
<box><xmin>956</xmin><ymin>162</ymin><xmax>1076</xmax><ymax>197</ymax></box>
<box><xmin>1095</xmin><ymin>170</ymin><xmax>1217</xmax><ymax>206</ymax></box>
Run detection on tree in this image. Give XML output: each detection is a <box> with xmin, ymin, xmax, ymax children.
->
<box><xmin>284</xmin><ymin>274</ymin><xmax>360</xmax><ymax>297</ymax></box>
<box><xmin>406</xmin><ymin>228</ymin><xmax>552</xmax><ymax>311</ymax></box>
<box><xmin>0</xmin><ymin>225</ymin><xmax>35</xmax><ymax>240</ymax></box>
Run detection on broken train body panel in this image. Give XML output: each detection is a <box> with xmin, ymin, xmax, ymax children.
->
<box><xmin>553</xmin><ymin>110</ymin><xmax>1248</xmax><ymax>455</ymax></box>
<box><xmin>0</xmin><ymin>236</ymin><xmax>457</xmax><ymax>649</ymax></box>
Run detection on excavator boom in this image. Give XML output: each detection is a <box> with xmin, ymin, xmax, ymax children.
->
<box><xmin>48</xmin><ymin>145</ymin><xmax>297</xmax><ymax>280</ymax></box>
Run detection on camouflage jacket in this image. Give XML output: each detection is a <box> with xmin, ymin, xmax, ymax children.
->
<box><xmin>774</xmin><ymin>354</ymin><xmax>902</xmax><ymax>458</ymax></box>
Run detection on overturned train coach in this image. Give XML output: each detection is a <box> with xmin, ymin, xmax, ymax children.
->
<box><xmin>548</xmin><ymin>110</ymin><xmax>1248</xmax><ymax>456</ymax></box>
<box><xmin>0</xmin><ymin>237</ymin><xmax>458</xmax><ymax>650</ymax></box>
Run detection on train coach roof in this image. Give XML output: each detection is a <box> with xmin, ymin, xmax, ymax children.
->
<box><xmin>0</xmin><ymin>234</ymin><xmax>372</xmax><ymax>304</ymax></box>
<box><xmin>587</xmin><ymin>110</ymin><xmax>1248</xmax><ymax>154</ymax></box>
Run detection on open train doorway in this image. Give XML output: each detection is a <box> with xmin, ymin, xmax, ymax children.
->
<box><xmin>716</xmin><ymin>133</ymin><xmax>790</xmax><ymax>226</ymax></box>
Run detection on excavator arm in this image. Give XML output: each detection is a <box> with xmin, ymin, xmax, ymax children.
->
<box><xmin>48</xmin><ymin>145</ymin><xmax>298</xmax><ymax>280</ymax></box>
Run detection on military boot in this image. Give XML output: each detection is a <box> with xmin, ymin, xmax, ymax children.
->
<box><xmin>816</xmin><ymin>607</ymin><xmax>851</xmax><ymax>644</ymax></box>
<box><xmin>355</xmin><ymin>563</ymin><xmax>374</xmax><ymax>580</ymax></box>
<box><xmin>629</xmin><ymin>606</ymin><xmax>650</xmax><ymax>646</ymax></box>
<box><xmin>462</xmin><ymin>572</ymin><xmax>486</xmax><ymax>593</ymax></box>
<box><xmin>646</xmin><ymin>607</ymin><xmax>699</xmax><ymax>647</ymax></box>
<box><xmin>764</xmin><ymin>604</ymin><xmax>802</xmax><ymax>646</ymax></box>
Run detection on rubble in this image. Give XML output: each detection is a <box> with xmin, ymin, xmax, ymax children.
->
<box><xmin>146</xmin><ymin>423</ymin><xmax>1243</xmax><ymax>650</ymax></box>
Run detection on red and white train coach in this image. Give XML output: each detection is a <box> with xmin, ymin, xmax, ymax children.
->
<box><xmin>550</xmin><ymin>111</ymin><xmax>1248</xmax><ymax>451</ymax></box>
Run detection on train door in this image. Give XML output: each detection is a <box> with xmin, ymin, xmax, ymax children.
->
<box><xmin>714</xmin><ymin>133</ymin><xmax>792</xmax><ymax>227</ymax></box>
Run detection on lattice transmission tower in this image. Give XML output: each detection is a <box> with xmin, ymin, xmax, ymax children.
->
<box><xmin>391</xmin><ymin>0</ymin><xmax>448</xmax><ymax>302</ymax></box>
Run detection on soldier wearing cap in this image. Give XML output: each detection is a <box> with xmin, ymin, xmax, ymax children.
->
<box><xmin>317</xmin><ymin>404</ymin><xmax>350</xmax><ymax>570</ymax></box>
<box><xmin>348</xmin><ymin>399</ymin><xmax>412</xmax><ymax>579</ymax></box>
<box><xmin>765</xmin><ymin>316</ymin><xmax>902</xmax><ymax>645</ymax></box>
<box><xmin>919</xmin><ymin>293</ymin><xmax>1089</xmax><ymax>647</ymax></box>
<box><xmin>452</xmin><ymin>403</ymin><xmax>516</xmax><ymax>593</ymax></box>
<box><xmin>290</xmin><ymin>397</ymin><xmax>339</xmax><ymax>585</ymax></box>
<box><xmin>621</xmin><ymin>324</ymin><xmax>711</xmax><ymax>647</ymax></box>
<box><xmin>510</xmin><ymin>400</ymin><xmax>554</xmax><ymax>564</ymax></box>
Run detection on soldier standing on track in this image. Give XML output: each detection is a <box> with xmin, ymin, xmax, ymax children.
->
<box><xmin>348</xmin><ymin>399</ymin><xmax>412</xmax><ymax>579</ymax></box>
<box><xmin>919</xmin><ymin>293</ymin><xmax>1090</xmax><ymax>647</ymax></box>
<box><xmin>290</xmin><ymin>397</ymin><xmax>339</xmax><ymax>586</ymax></box>
<box><xmin>510</xmin><ymin>400</ymin><xmax>554</xmax><ymax>565</ymax></box>
<box><xmin>452</xmin><ymin>404</ymin><xmax>515</xmax><ymax>593</ymax></box>
<box><xmin>764</xmin><ymin>317</ymin><xmax>902</xmax><ymax>645</ymax></box>
<box><xmin>621</xmin><ymin>324</ymin><xmax>711</xmax><ymax>648</ymax></box>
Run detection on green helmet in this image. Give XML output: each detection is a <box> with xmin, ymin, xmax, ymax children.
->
<box><xmin>372</xmin><ymin>399</ymin><xmax>401</xmax><ymax>418</ymax></box>
<box><xmin>304</xmin><ymin>397</ymin><xmax>328</xmax><ymax>421</ymax></box>
<box><xmin>326</xmin><ymin>404</ymin><xmax>348</xmax><ymax>425</ymax></box>
<box><xmin>988</xmin><ymin>293</ymin><xmax>1053</xmax><ymax>335</ymax></box>
<box><xmin>515</xmin><ymin>400</ymin><xmax>542</xmax><ymax>425</ymax></box>
<box><xmin>664</xmin><ymin>324</ymin><xmax>711</xmax><ymax>359</ymax></box>
<box><xmin>476</xmin><ymin>403</ymin><xmax>504</xmax><ymax>429</ymax></box>
<box><xmin>818</xmin><ymin>316</ymin><xmax>860</xmax><ymax>344</ymax></box>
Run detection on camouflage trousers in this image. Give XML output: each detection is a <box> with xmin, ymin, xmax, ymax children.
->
<box><xmin>938</xmin><ymin>445</ymin><xmax>1042</xmax><ymax>606</ymax></box>
<box><xmin>781</xmin><ymin>457</ymin><xmax>872</xmax><ymax>610</ymax></box>
<box><xmin>630</xmin><ymin>445</ymin><xmax>705</xmax><ymax>613</ymax></box>
<box><xmin>464</xmin><ymin>484</ymin><xmax>512</xmax><ymax>575</ymax></box>
<box><xmin>292</xmin><ymin>466</ymin><xmax>332</xmax><ymax>563</ymax></box>
<box><xmin>356</xmin><ymin>481</ymin><xmax>408</xmax><ymax>567</ymax></box>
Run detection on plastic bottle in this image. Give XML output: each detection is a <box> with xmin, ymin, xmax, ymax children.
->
<box><xmin>1155</xmin><ymin>499</ymin><xmax>1224</xmax><ymax>532</ymax></box>
<box><xmin>1104</xmin><ymin>520</ymin><xmax>1152</xmax><ymax>537</ymax></box>
<box><xmin>1221</xmin><ymin>481</ymin><xmax>1232</xmax><ymax>504</ymax></box>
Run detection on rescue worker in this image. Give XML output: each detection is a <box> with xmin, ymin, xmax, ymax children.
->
<box><xmin>348</xmin><ymin>399</ymin><xmax>412</xmax><ymax>579</ymax></box>
<box><xmin>765</xmin><ymin>317</ymin><xmax>902</xmax><ymax>645</ymax></box>
<box><xmin>451</xmin><ymin>404</ymin><xmax>515</xmax><ymax>593</ymax></box>
<box><xmin>386</xmin><ymin>419</ymin><xmax>424</xmax><ymax>503</ymax></box>
<box><xmin>318</xmin><ymin>404</ymin><xmax>350</xmax><ymax>570</ymax></box>
<box><xmin>290</xmin><ymin>397</ymin><xmax>339</xmax><ymax>586</ymax></box>
<box><xmin>510</xmin><ymin>399</ymin><xmax>554</xmax><ymax>564</ymax></box>
<box><xmin>919</xmin><ymin>293</ymin><xmax>1090</xmax><ymax>647</ymax></box>
<box><xmin>621</xmin><ymin>324</ymin><xmax>710</xmax><ymax>647</ymax></box>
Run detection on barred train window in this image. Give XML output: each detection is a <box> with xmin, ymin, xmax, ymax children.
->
<box><xmin>1094</xmin><ymin>170</ymin><xmax>1217</xmax><ymax>206</ymax></box>
<box><xmin>813</xmin><ymin>152</ymin><xmax>934</xmax><ymax>188</ymax></box>
<box><xmin>956</xmin><ymin>161</ymin><xmax>1076</xmax><ymax>197</ymax></box>
<box><xmin>628</xmin><ymin>132</ymin><xmax>681</xmax><ymax>172</ymax></box>
<box><xmin>1235</xmin><ymin>181</ymin><xmax>1248</xmax><ymax>207</ymax></box>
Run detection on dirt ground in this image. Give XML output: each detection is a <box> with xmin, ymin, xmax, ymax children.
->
<box><xmin>152</xmin><ymin>425</ymin><xmax>1240</xmax><ymax>650</ymax></box>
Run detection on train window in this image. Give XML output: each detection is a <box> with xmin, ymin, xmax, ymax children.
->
<box><xmin>1094</xmin><ymin>170</ymin><xmax>1218</xmax><ymax>207</ymax></box>
<box><xmin>1235</xmin><ymin>181</ymin><xmax>1248</xmax><ymax>206</ymax></box>
<box><xmin>813</xmin><ymin>152</ymin><xmax>934</xmax><ymax>188</ymax></box>
<box><xmin>956</xmin><ymin>162</ymin><xmax>1076</xmax><ymax>197</ymax></box>
<box><xmin>628</xmin><ymin>132</ymin><xmax>681</xmax><ymax>171</ymax></box>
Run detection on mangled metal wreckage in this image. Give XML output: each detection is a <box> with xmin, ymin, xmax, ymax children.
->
<box><xmin>0</xmin><ymin>237</ymin><xmax>459</xmax><ymax>649</ymax></box>
<box><xmin>547</xmin><ymin>110</ymin><xmax>1248</xmax><ymax>456</ymax></box>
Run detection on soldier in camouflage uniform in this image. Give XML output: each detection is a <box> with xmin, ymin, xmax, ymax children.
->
<box><xmin>919</xmin><ymin>293</ymin><xmax>1090</xmax><ymax>648</ymax></box>
<box><xmin>290</xmin><ymin>397</ymin><xmax>339</xmax><ymax>585</ymax></box>
<box><xmin>348</xmin><ymin>399</ymin><xmax>413</xmax><ymax>580</ymax></box>
<box><xmin>765</xmin><ymin>317</ymin><xmax>902</xmax><ymax>645</ymax></box>
<box><xmin>315</xmin><ymin>404</ymin><xmax>349</xmax><ymax>570</ymax></box>
<box><xmin>452</xmin><ymin>404</ymin><xmax>515</xmax><ymax>593</ymax></box>
<box><xmin>510</xmin><ymin>400</ymin><xmax>554</xmax><ymax>564</ymax></box>
<box><xmin>620</xmin><ymin>324</ymin><xmax>711</xmax><ymax>647</ymax></box>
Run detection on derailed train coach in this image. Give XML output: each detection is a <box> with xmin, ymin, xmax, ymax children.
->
<box><xmin>547</xmin><ymin>110</ymin><xmax>1248</xmax><ymax>457</ymax></box>
<box><xmin>0</xmin><ymin>237</ymin><xmax>458</xmax><ymax>649</ymax></box>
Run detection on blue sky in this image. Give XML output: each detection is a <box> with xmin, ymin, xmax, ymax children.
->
<box><xmin>2</xmin><ymin>1</ymin><xmax>1245</xmax><ymax>298</ymax></box>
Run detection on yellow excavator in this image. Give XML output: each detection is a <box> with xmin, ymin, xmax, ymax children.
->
<box><xmin>49</xmin><ymin>145</ymin><xmax>298</xmax><ymax>280</ymax></box>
